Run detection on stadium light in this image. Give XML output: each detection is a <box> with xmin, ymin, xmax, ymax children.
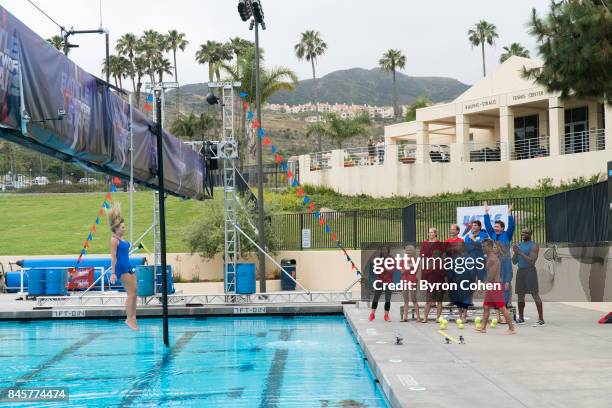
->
<box><xmin>251</xmin><ymin>0</ymin><xmax>264</xmax><ymax>23</ymax></box>
<box><xmin>237</xmin><ymin>0</ymin><xmax>252</xmax><ymax>21</ymax></box>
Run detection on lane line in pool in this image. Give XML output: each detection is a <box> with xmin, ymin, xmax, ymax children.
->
<box><xmin>119</xmin><ymin>331</ymin><xmax>197</xmax><ymax>408</ymax></box>
<box><xmin>258</xmin><ymin>329</ymin><xmax>293</xmax><ymax>408</ymax></box>
<box><xmin>0</xmin><ymin>332</ymin><xmax>100</xmax><ymax>391</ymax></box>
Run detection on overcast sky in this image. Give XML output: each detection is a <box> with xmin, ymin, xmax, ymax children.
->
<box><xmin>4</xmin><ymin>0</ymin><xmax>550</xmax><ymax>87</ymax></box>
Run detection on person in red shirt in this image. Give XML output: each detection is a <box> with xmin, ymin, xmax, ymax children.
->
<box><xmin>420</xmin><ymin>228</ymin><xmax>445</xmax><ymax>323</ymax></box>
<box><xmin>400</xmin><ymin>244</ymin><xmax>420</xmax><ymax>322</ymax></box>
<box><xmin>477</xmin><ymin>239</ymin><xmax>516</xmax><ymax>334</ymax></box>
<box><xmin>369</xmin><ymin>246</ymin><xmax>394</xmax><ymax>322</ymax></box>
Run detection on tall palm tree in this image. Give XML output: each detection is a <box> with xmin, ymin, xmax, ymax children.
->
<box><xmin>102</xmin><ymin>55</ymin><xmax>122</xmax><ymax>87</ymax></box>
<box><xmin>499</xmin><ymin>42</ymin><xmax>530</xmax><ymax>63</ymax></box>
<box><xmin>468</xmin><ymin>20</ymin><xmax>499</xmax><ymax>76</ymax></box>
<box><xmin>294</xmin><ymin>30</ymin><xmax>327</xmax><ymax>150</ymax></box>
<box><xmin>116</xmin><ymin>33</ymin><xmax>138</xmax><ymax>91</ymax></box>
<box><xmin>137</xmin><ymin>30</ymin><xmax>166</xmax><ymax>84</ymax></box>
<box><xmin>153</xmin><ymin>57</ymin><xmax>173</xmax><ymax>83</ymax></box>
<box><xmin>133</xmin><ymin>56</ymin><xmax>147</xmax><ymax>107</ymax></box>
<box><xmin>196</xmin><ymin>40</ymin><xmax>232</xmax><ymax>82</ymax></box>
<box><xmin>166</xmin><ymin>30</ymin><xmax>189</xmax><ymax>82</ymax></box>
<box><xmin>379</xmin><ymin>49</ymin><xmax>406</xmax><ymax>120</ymax></box>
<box><xmin>306</xmin><ymin>113</ymin><xmax>372</xmax><ymax>149</ymax></box>
<box><xmin>227</xmin><ymin>37</ymin><xmax>253</xmax><ymax>76</ymax></box>
<box><xmin>47</xmin><ymin>35</ymin><xmax>65</xmax><ymax>53</ymax></box>
<box><xmin>170</xmin><ymin>113</ymin><xmax>200</xmax><ymax>139</ymax></box>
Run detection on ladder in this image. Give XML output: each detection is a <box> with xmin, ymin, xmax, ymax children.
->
<box><xmin>153</xmin><ymin>191</ymin><xmax>160</xmax><ymax>292</ymax></box>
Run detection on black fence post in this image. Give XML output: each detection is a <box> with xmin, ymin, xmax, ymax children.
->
<box><xmin>402</xmin><ymin>205</ymin><xmax>416</xmax><ymax>243</ymax></box>
<box><xmin>299</xmin><ymin>213</ymin><xmax>304</xmax><ymax>250</ymax></box>
<box><xmin>353</xmin><ymin>210</ymin><xmax>358</xmax><ymax>249</ymax></box>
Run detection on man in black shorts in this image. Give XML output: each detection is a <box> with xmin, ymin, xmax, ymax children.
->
<box><xmin>512</xmin><ymin>228</ymin><xmax>544</xmax><ymax>326</ymax></box>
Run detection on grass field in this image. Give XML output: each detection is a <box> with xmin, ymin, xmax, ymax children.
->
<box><xmin>0</xmin><ymin>191</ymin><xmax>208</xmax><ymax>256</ymax></box>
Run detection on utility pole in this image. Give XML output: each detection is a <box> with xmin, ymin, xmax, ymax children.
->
<box><xmin>62</xmin><ymin>28</ymin><xmax>110</xmax><ymax>84</ymax></box>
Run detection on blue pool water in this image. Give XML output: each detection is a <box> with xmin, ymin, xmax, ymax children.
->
<box><xmin>0</xmin><ymin>315</ymin><xmax>388</xmax><ymax>407</ymax></box>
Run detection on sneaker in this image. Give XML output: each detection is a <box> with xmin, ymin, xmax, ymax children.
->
<box><xmin>532</xmin><ymin>320</ymin><xmax>545</xmax><ymax>327</ymax></box>
<box><xmin>368</xmin><ymin>311</ymin><xmax>375</xmax><ymax>321</ymax></box>
<box><xmin>384</xmin><ymin>313</ymin><xmax>391</xmax><ymax>322</ymax></box>
<box><xmin>516</xmin><ymin>318</ymin><xmax>526</xmax><ymax>325</ymax></box>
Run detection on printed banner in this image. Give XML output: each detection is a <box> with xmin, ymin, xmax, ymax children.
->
<box><xmin>456</xmin><ymin>205</ymin><xmax>509</xmax><ymax>237</ymax></box>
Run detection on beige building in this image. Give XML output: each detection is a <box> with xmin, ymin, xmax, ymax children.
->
<box><xmin>297</xmin><ymin>56</ymin><xmax>612</xmax><ymax>197</ymax></box>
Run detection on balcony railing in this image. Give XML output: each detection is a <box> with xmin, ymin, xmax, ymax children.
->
<box><xmin>309</xmin><ymin>151</ymin><xmax>332</xmax><ymax>171</ymax></box>
<box><xmin>562</xmin><ymin>129</ymin><xmax>605</xmax><ymax>155</ymax></box>
<box><xmin>344</xmin><ymin>145</ymin><xmax>385</xmax><ymax>167</ymax></box>
<box><xmin>469</xmin><ymin>141</ymin><xmax>506</xmax><ymax>162</ymax></box>
<box><xmin>512</xmin><ymin>136</ymin><xmax>550</xmax><ymax>160</ymax></box>
<box><xmin>397</xmin><ymin>143</ymin><xmax>450</xmax><ymax>164</ymax></box>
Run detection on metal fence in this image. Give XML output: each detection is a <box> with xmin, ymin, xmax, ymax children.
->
<box><xmin>271</xmin><ymin>196</ymin><xmax>546</xmax><ymax>250</ymax></box>
<box><xmin>545</xmin><ymin>181</ymin><xmax>609</xmax><ymax>243</ymax></box>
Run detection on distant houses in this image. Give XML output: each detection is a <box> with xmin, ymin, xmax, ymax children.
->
<box><xmin>264</xmin><ymin>102</ymin><xmax>396</xmax><ymax>121</ymax></box>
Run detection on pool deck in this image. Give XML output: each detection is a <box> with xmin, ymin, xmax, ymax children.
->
<box><xmin>344</xmin><ymin>302</ymin><xmax>612</xmax><ymax>408</ymax></box>
<box><xmin>0</xmin><ymin>293</ymin><xmax>344</xmax><ymax>319</ymax></box>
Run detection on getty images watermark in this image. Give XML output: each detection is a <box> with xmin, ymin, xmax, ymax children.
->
<box><xmin>371</xmin><ymin>254</ymin><xmax>502</xmax><ymax>291</ymax></box>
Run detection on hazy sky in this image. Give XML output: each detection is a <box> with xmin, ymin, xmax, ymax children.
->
<box><xmin>3</xmin><ymin>0</ymin><xmax>550</xmax><ymax>87</ymax></box>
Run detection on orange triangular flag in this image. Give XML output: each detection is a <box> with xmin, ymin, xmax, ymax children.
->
<box><xmin>287</xmin><ymin>170</ymin><xmax>293</xmax><ymax>178</ymax></box>
<box><xmin>263</xmin><ymin>136</ymin><xmax>271</xmax><ymax>145</ymax></box>
<box><xmin>332</xmin><ymin>232</ymin><xmax>337</xmax><ymax>241</ymax></box>
<box><xmin>84</xmin><ymin>240</ymin><xmax>90</xmax><ymax>249</ymax></box>
<box><xmin>252</xmin><ymin>119</ymin><xmax>260</xmax><ymax>129</ymax></box>
<box><xmin>319</xmin><ymin>217</ymin><xmax>325</xmax><ymax>226</ymax></box>
<box><xmin>106</xmin><ymin>192</ymin><xmax>112</xmax><ymax>201</ymax></box>
<box><xmin>92</xmin><ymin>225</ymin><xmax>97</xmax><ymax>233</ymax></box>
<box><xmin>275</xmin><ymin>154</ymin><xmax>282</xmax><ymax>164</ymax></box>
<box><xmin>99</xmin><ymin>208</ymin><xmax>104</xmax><ymax>216</ymax></box>
<box><xmin>309</xmin><ymin>202</ymin><xmax>315</xmax><ymax>212</ymax></box>
<box><xmin>297</xmin><ymin>187</ymin><xmax>304</xmax><ymax>196</ymax></box>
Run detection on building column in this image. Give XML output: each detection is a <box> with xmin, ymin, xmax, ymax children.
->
<box><xmin>452</xmin><ymin>114</ymin><xmax>470</xmax><ymax>163</ymax></box>
<box><xmin>548</xmin><ymin>96</ymin><xmax>565</xmax><ymax>156</ymax></box>
<box><xmin>588</xmin><ymin>102</ymin><xmax>599</xmax><ymax>150</ymax></box>
<box><xmin>499</xmin><ymin>106</ymin><xmax>514</xmax><ymax>161</ymax></box>
<box><xmin>605</xmin><ymin>102</ymin><xmax>612</xmax><ymax>150</ymax></box>
<box><xmin>416</xmin><ymin>121</ymin><xmax>429</xmax><ymax>163</ymax></box>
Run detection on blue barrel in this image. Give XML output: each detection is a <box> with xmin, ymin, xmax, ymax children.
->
<box><xmin>155</xmin><ymin>265</ymin><xmax>175</xmax><ymax>295</ymax></box>
<box><xmin>236</xmin><ymin>263</ymin><xmax>256</xmax><ymax>294</ymax></box>
<box><xmin>28</xmin><ymin>269</ymin><xmax>46</xmax><ymax>296</ymax></box>
<box><xmin>45</xmin><ymin>269</ymin><xmax>67</xmax><ymax>296</ymax></box>
<box><xmin>136</xmin><ymin>266</ymin><xmax>155</xmax><ymax>296</ymax></box>
<box><xmin>19</xmin><ymin>257</ymin><xmax>146</xmax><ymax>269</ymax></box>
<box><xmin>6</xmin><ymin>271</ymin><xmax>28</xmax><ymax>293</ymax></box>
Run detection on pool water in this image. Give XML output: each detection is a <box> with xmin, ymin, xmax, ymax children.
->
<box><xmin>0</xmin><ymin>315</ymin><xmax>388</xmax><ymax>407</ymax></box>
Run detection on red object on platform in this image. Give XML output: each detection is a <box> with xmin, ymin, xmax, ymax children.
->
<box><xmin>113</xmin><ymin>177</ymin><xmax>122</xmax><ymax>186</ymax></box>
<box><xmin>598</xmin><ymin>312</ymin><xmax>612</xmax><ymax>324</ymax></box>
<box><xmin>67</xmin><ymin>267</ymin><xmax>95</xmax><ymax>290</ymax></box>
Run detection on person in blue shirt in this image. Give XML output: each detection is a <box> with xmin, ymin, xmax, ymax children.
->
<box><xmin>483</xmin><ymin>201</ymin><xmax>515</xmax><ymax>314</ymax></box>
<box><xmin>512</xmin><ymin>228</ymin><xmax>544</xmax><ymax>326</ymax></box>
<box><xmin>464</xmin><ymin>219</ymin><xmax>489</xmax><ymax>282</ymax></box>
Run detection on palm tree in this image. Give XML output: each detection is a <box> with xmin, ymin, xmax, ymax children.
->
<box><xmin>133</xmin><ymin>56</ymin><xmax>147</xmax><ymax>107</ymax></box>
<box><xmin>379</xmin><ymin>49</ymin><xmax>406</xmax><ymax>120</ymax></box>
<box><xmin>47</xmin><ymin>35</ymin><xmax>65</xmax><ymax>52</ymax></box>
<box><xmin>153</xmin><ymin>57</ymin><xmax>173</xmax><ymax>83</ymax></box>
<box><xmin>306</xmin><ymin>113</ymin><xmax>372</xmax><ymax>149</ymax></box>
<box><xmin>170</xmin><ymin>113</ymin><xmax>200</xmax><ymax>139</ymax></box>
<box><xmin>499</xmin><ymin>42</ymin><xmax>530</xmax><ymax>63</ymax></box>
<box><xmin>227</xmin><ymin>37</ymin><xmax>253</xmax><ymax>76</ymax></box>
<box><xmin>102</xmin><ymin>55</ymin><xmax>131</xmax><ymax>89</ymax></box>
<box><xmin>405</xmin><ymin>94</ymin><xmax>431</xmax><ymax>122</ymax></box>
<box><xmin>195</xmin><ymin>40</ymin><xmax>232</xmax><ymax>82</ymax></box>
<box><xmin>294</xmin><ymin>30</ymin><xmax>328</xmax><ymax>150</ymax></box>
<box><xmin>166</xmin><ymin>30</ymin><xmax>189</xmax><ymax>82</ymax></box>
<box><xmin>116</xmin><ymin>33</ymin><xmax>138</xmax><ymax>91</ymax></box>
<box><xmin>137</xmin><ymin>30</ymin><xmax>166</xmax><ymax>84</ymax></box>
<box><xmin>468</xmin><ymin>20</ymin><xmax>499</xmax><ymax>76</ymax></box>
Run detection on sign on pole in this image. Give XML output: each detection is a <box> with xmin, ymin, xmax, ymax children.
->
<box><xmin>301</xmin><ymin>228</ymin><xmax>311</xmax><ymax>249</ymax></box>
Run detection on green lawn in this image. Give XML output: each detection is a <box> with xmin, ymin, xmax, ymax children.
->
<box><xmin>0</xmin><ymin>192</ymin><xmax>208</xmax><ymax>256</ymax></box>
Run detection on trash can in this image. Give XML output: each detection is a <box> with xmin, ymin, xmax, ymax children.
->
<box><xmin>236</xmin><ymin>263</ymin><xmax>256</xmax><ymax>295</ymax></box>
<box><xmin>136</xmin><ymin>266</ymin><xmax>155</xmax><ymax>297</ymax></box>
<box><xmin>280</xmin><ymin>259</ymin><xmax>296</xmax><ymax>291</ymax></box>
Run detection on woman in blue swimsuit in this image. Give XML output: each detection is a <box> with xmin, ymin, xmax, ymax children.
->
<box><xmin>108</xmin><ymin>204</ymin><xmax>138</xmax><ymax>330</ymax></box>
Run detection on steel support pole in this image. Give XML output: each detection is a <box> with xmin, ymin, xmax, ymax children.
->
<box><xmin>255</xmin><ymin>22</ymin><xmax>266</xmax><ymax>293</ymax></box>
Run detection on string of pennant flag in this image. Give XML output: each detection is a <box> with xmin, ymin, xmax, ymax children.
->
<box><xmin>239</xmin><ymin>92</ymin><xmax>361</xmax><ymax>276</ymax></box>
<box><xmin>75</xmin><ymin>177</ymin><xmax>122</xmax><ymax>266</ymax></box>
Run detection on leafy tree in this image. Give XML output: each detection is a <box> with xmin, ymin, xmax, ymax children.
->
<box><xmin>227</xmin><ymin>37</ymin><xmax>254</xmax><ymax>76</ymax></box>
<box><xmin>499</xmin><ymin>42</ymin><xmax>531</xmax><ymax>63</ymax></box>
<box><xmin>133</xmin><ymin>56</ymin><xmax>148</xmax><ymax>107</ymax></box>
<box><xmin>524</xmin><ymin>0</ymin><xmax>612</xmax><ymax>103</ymax></box>
<box><xmin>306</xmin><ymin>112</ymin><xmax>372</xmax><ymax>148</ymax></box>
<box><xmin>46</xmin><ymin>35</ymin><xmax>66</xmax><ymax>53</ymax></box>
<box><xmin>184</xmin><ymin>199</ymin><xmax>281</xmax><ymax>261</ymax></box>
<box><xmin>170</xmin><ymin>112</ymin><xmax>213</xmax><ymax>140</ymax></box>
<box><xmin>295</xmin><ymin>30</ymin><xmax>328</xmax><ymax>150</ymax></box>
<box><xmin>166</xmin><ymin>30</ymin><xmax>189</xmax><ymax>82</ymax></box>
<box><xmin>116</xmin><ymin>33</ymin><xmax>138</xmax><ymax>91</ymax></box>
<box><xmin>405</xmin><ymin>94</ymin><xmax>431</xmax><ymax>122</ymax></box>
<box><xmin>378</xmin><ymin>49</ymin><xmax>406</xmax><ymax>120</ymax></box>
<box><xmin>468</xmin><ymin>20</ymin><xmax>498</xmax><ymax>76</ymax></box>
<box><xmin>137</xmin><ymin>29</ymin><xmax>166</xmax><ymax>84</ymax></box>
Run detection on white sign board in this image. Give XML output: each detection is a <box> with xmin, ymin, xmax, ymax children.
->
<box><xmin>456</xmin><ymin>205</ymin><xmax>509</xmax><ymax>238</ymax></box>
<box><xmin>301</xmin><ymin>228</ymin><xmax>311</xmax><ymax>249</ymax></box>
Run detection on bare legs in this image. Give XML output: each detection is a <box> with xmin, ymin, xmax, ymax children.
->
<box><xmin>121</xmin><ymin>273</ymin><xmax>138</xmax><ymax>330</ymax></box>
<box><xmin>476</xmin><ymin>306</ymin><xmax>515</xmax><ymax>334</ymax></box>
<box><xmin>401</xmin><ymin>290</ymin><xmax>420</xmax><ymax>321</ymax></box>
<box><xmin>421</xmin><ymin>301</ymin><xmax>442</xmax><ymax>323</ymax></box>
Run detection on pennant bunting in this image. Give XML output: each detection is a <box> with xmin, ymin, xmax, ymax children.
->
<box><xmin>271</xmin><ymin>145</ymin><xmax>276</xmax><ymax>153</ymax></box>
<box><xmin>146</xmin><ymin>94</ymin><xmax>154</xmax><ymax>102</ymax></box>
<box><xmin>84</xmin><ymin>240</ymin><xmax>89</xmax><ymax>249</ymax></box>
<box><xmin>303</xmin><ymin>196</ymin><xmax>310</xmax><ymax>204</ymax></box>
<box><xmin>243</xmin><ymin>101</ymin><xmax>249</xmax><ymax>110</ymax></box>
<box><xmin>247</xmin><ymin>111</ymin><xmax>254</xmax><ymax>120</ymax></box>
<box><xmin>263</xmin><ymin>136</ymin><xmax>271</xmax><ymax>145</ymax></box>
<box><xmin>92</xmin><ymin>225</ymin><xmax>97</xmax><ymax>233</ymax></box>
<box><xmin>239</xmin><ymin>91</ymin><xmax>248</xmax><ymax>98</ymax></box>
<box><xmin>292</xmin><ymin>179</ymin><xmax>298</xmax><ymax>187</ymax></box>
<box><xmin>143</xmin><ymin>103</ymin><xmax>153</xmax><ymax>112</ymax></box>
<box><xmin>287</xmin><ymin>170</ymin><xmax>293</xmax><ymax>178</ymax></box>
<box><xmin>87</xmin><ymin>232</ymin><xmax>93</xmax><ymax>241</ymax></box>
<box><xmin>95</xmin><ymin>217</ymin><xmax>100</xmax><ymax>225</ymax></box>
<box><xmin>106</xmin><ymin>192</ymin><xmax>112</xmax><ymax>201</ymax></box>
<box><xmin>275</xmin><ymin>154</ymin><xmax>282</xmax><ymax>164</ymax></box>
<box><xmin>309</xmin><ymin>202</ymin><xmax>315</xmax><ymax>212</ymax></box>
<box><xmin>319</xmin><ymin>217</ymin><xmax>325</xmax><ymax>226</ymax></box>
<box><xmin>113</xmin><ymin>176</ymin><xmax>122</xmax><ymax>186</ymax></box>
<box><xmin>281</xmin><ymin>162</ymin><xmax>287</xmax><ymax>172</ymax></box>
<box><xmin>110</xmin><ymin>184</ymin><xmax>117</xmax><ymax>193</ymax></box>
<box><xmin>252</xmin><ymin>119</ymin><xmax>260</xmax><ymax>129</ymax></box>
<box><xmin>98</xmin><ymin>208</ymin><xmax>104</xmax><ymax>216</ymax></box>
<box><xmin>297</xmin><ymin>187</ymin><xmax>304</xmax><ymax>196</ymax></box>
<box><xmin>258</xmin><ymin>127</ymin><xmax>265</xmax><ymax>137</ymax></box>
<box><xmin>314</xmin><ymin>211</ymin><xmax>320</xmax><ymax>218</ymax></box>
<box><xmin>81</xmin><ymin>249</ymin><xmax>86</xmax><ymax>256</ymax></box>
<box><xmin>325</xmin><ymin>225</ymin><xmax>331</xmax><ymax>233</ymax></box>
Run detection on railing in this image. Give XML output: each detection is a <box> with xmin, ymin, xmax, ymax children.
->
<box><xmin>309</xmin><ymin>151</ymin><xmax>332</xmax><ymax>171</ymax></box>
<box><xmin>469</xmin><ymin>141</ymin><xmax>505</xmax><ymax>162</ymax></box>
<box><xmin>396</xmin><ymin>143</ymin><xmax>450</xmax><ymax>163</ymax></box>
<box><xmin>343</xmin><ymin>145</ymin><xmax>385</xmax><ymax>167</ymax></box>
<box><xmin>562</xmin><ymin>129</ymin><xmax>606</xmax><ymax>155</ymax></box>
<box><xmin>512</xmin><ymin>136</ymin><xmax>550</xmax><ymax>160</ymax></box>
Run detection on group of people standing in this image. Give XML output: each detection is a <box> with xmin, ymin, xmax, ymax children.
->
<box><xmin>369</xmin><ymin>201</ymin><xmax>545</xmax><ymax>334</ymax></box>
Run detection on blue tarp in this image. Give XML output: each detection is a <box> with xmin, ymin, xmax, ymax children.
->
<box><xmin>0</xmin><ymin>6</ymin><xmax>207</xmax><ymax>199</ymax></box>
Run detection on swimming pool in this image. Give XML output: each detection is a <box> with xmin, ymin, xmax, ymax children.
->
<box><xmin>0</xmin><ymin>315</ymin><xmax>388</xmax><ymax>407</ymax></box>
